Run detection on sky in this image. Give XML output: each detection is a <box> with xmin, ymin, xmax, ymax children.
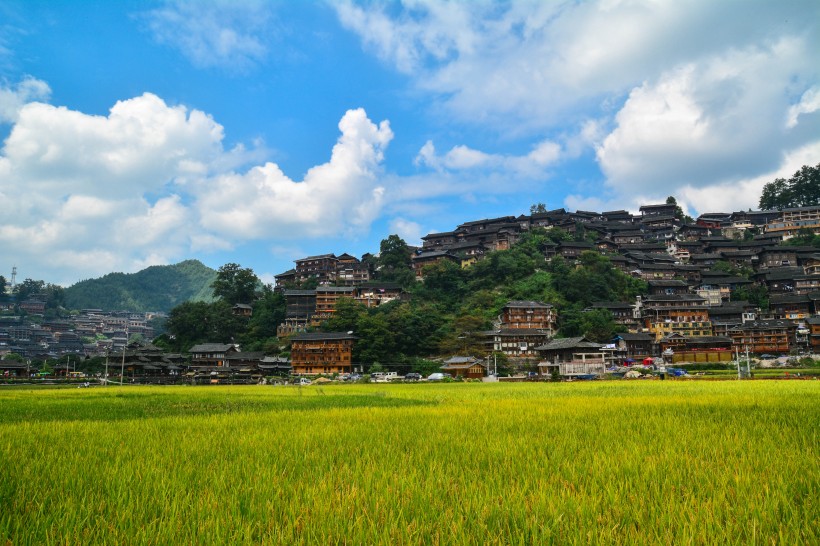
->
<box><xmin>0</xmin><ymin>0</ymin><xmax>818</xmax><ymax>287</ymax></box>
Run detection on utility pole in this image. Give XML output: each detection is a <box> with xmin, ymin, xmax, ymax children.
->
<box><xmin>105</xmin><ymin>352</ymin><xmax>109</xmax><ymax>386</ymax></box>
<box><xmin>735</xmin><ymin>346</ymin><xmax>741</xmax><ymax>380</ymax></box>
<box><xmin>120</xmin><ymin>345</ymin><xmax>125</xmax><ymax>386</ymax></box>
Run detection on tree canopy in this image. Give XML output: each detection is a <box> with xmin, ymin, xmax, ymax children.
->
<box><xmin>211</xmin><ymin>263</ymin><xmax>260</xmax><ymax>305</ymax></box>
<box><xmin>759</xmin><ymin>163</ymin><xmax>820</xmax><ymax>210</ymax></box>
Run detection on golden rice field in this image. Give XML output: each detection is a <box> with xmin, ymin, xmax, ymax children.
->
<box><xmin>0</xmin><ymin>381</ymin><xmax>817</xmax><ymax>544</ymax></box>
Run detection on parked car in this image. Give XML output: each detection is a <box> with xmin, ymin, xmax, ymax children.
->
<box><xmin>405</xmin><ymin>372</ymin><xmax>422</xmax><ymax>381</ymax></box>
<box><xmin>427</xmin><ymin>372</ymin><xmax>447</xmax><ymax>381</ymax></box>
<box><xmin>295</xmin><ymin>377</ymin><xmax>311</xmax><ymax>386</ymax></box>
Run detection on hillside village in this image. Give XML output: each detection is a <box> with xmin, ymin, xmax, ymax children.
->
<box><xmin>4</xmin><ymin>196</ymin><xmax>820</xmax><ymax>382</ymax></box>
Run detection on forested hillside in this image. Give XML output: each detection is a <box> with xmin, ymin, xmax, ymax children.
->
<box><xmin>64</xmin><ymin>260</ymin><xmax>217</xmax><ymax>312</ymax></box>
<box><xmin>160</xmin><ymin>229</ymin><xmax>648</xmax><ymax>372</ymax></box>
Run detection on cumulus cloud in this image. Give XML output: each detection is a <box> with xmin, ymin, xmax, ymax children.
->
<box><xmin>141</xmin><ymin>0</ymin><xmax>274</xmax><ymax>71</ymax></box>
<box><xmin>0</xmin><ymin>91</ymin><xmax>395</xmax><ymax>284</ymax></box>
<box><xmin>3</xmin><ymin>93</ymin><xmax>225</xmax><ymax>201</ymax></box>
<box><xmin>196</xmin><ymin>108</ymin><xmax>392</xmax><ymax>239</ymax></box>
<box><xmin>596</xmin><ymin>37</ymin><xmax>819</xmax><ymax>197</ymax></box>
<box><xmin>337</xmin><ymin>1</ymin><xmax>817</xmax><ymax>129</ymax></box>
<box><xmin>0</xmin><ymin>76</ymin><xmax>50</xmax><ymax>123</ymax></box>
<box><xmin>338</xmin><ymin>0</ymin><xmax>820</xmax><ymax>216</ymax></box>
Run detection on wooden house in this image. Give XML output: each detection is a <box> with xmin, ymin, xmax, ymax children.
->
<box><xmin>189</xmin><ymin>343</ymin><xmax>238</xmax><ymax>369</ymax></box>
<box><xmin>412</xmin><ymin>250</ymin><xmax>459</xmax><ymax>280</ymax></box>
<box><xmin>500</xmin><ymin>301</ymin><xmax>556</xmax><ymax>333</ymax></box>
<box><xmin>441</xmin><ymin>356</ymin><xmax>487</xmax><ymax>378</ymax></box>
<box><xmin>289</xmin><ymin>332</ymin><xmax>356</xmax><ymax>375</ymax></box>
<box><xmin>727</xmin><ymin>320</ymin><xmax>795</xmax><ymax>354</ymax></box>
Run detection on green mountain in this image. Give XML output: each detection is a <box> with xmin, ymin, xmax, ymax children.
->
<box><xmin>64</xmin><ymin>260</ymin><xmax>217</xmax><ymax>313</ymax></box>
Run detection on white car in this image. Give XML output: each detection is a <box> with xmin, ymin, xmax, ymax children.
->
<box><xmin>427</xmin><ymin>372</ymin><xmax>446</xmax><ymax>381</ymax></box>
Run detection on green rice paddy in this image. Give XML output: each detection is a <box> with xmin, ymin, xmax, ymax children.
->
<box><xmin>1</xmin><ymin>381</ymin><xmax>817</xmax><ymax>544</ymax></box>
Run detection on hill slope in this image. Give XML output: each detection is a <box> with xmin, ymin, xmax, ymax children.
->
<box><xmin>64</xmin><ymin>260</ymin><xmax>217</xmax><ymax>313</ymax></box>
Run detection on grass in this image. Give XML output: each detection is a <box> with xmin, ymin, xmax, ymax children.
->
<box><xmin>1</xmin><ymin>381</ymin><xmax>817</xmax><ymax>544</ymax></box>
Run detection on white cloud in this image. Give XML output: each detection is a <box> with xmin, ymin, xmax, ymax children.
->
<box><xmin>596</xmin><ymin>37</ymin><xmax>819</xmax><ymax>196</ymax></box>
<box><xmin>3</xmin><ymin>93</ymin><xmax>224</xmax><ymax>200</ymax></box>
<box><xmin>339</xmin><ymin>0</ymin><xmax>819</xmax><ymax>216</ymax></box>
<box><xmin>787</xmin><ymin>86</ymin><xmax>820</xmax><ymax>129</ymax></box>
<box><xmin>196</xmin><ymin>108</ymin><xmax>392</xmax><ymax>239</ymax></box>
<box><xmin>415</xmin><ymin>138</ymin><xmax>562</xmax><ymax>176</ymax></box>
<box><xmin>141</xmin><ymin>0</ymin><xmax>274</xmax><ymax>71</ymax></box>
<box><xmin>0</xmin><ymin>76</ymin><xmax>50</xmax><ymax>123</ymax></box>
<box><xmin>0</xmin><ymin>90</ymin><xmax>397</xmax><ymax>284</ymax></box>
<box><xmin>388</xmin><ymin>218</ymin><xmax>423</xmax><ymax>246</ymax></box>
<box><xmin>336</xmin><ymin>1</ymin><xmax>818</xmax><ymax>130</ymax></box>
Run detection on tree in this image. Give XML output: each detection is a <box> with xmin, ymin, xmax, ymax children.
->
<box><xmin>0</xmin><ymin>275</ymin><xmax>6</xmax><ymax>298</ymax></box>
<box><xmin>211</xmin><ymin>263</ymin><xmax>260</xmax><ymax>305</ymax></box>
<box><xmin>530</xmin><ymin>202</ymin><xmax>547</xmax><ymax>214</ymax></box>
<box><xmin>759</xmin><ymin>163</ymin><xmax>820</xmax><ymax>209</ymax></box>
<box><xmin>666</xmin><ymin>196</ymin><xmax>693</xmax><ymax>223</ymax></box>
<box><xmin>377</xmin><ymin>235</ymin><xmax>414</xmax><ymax>286</ymax></box>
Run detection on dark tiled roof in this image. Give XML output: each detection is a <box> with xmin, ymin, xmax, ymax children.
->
<box><xmin>289</xmin><ymin>332</ymin><xmax>357</xmax><ymax>341</ymax></box>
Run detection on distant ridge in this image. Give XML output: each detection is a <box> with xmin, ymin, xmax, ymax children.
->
<box><xmin>63</xmin><ymin>260</ymin><xmax>217</xmax><ymax>313</ymax></box>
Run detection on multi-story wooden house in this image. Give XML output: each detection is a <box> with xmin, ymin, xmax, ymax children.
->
<box><xmin>289</xmin><ymin>332</ymin><xmax>356</xmax><ymax>375</ymax></box>
<box><xmin>765</xmin><ymin>205</ymin><xmax>820</xmax><ymax>240</ymax></box>
<box><xmin>295</xmin><ymin>254</ymin><xmax>339</xmax><ymax>284</ymax></box>
<box><xmin>411</xmin><ymin>250</ymin><xmax>459</xmax><ymax>280</ymax></box>
<box><xmin>500</xmin><ymin>301</ymin><xmax>556</xmax><ymax>332</ymax></box>
<box><xmin>807</xmin><ymin>316</ymin><xmax>820</xmax><ymax>352</ymax></box>
<box><xmin>486</xmin><ymin>329</ymin><xmax>552</xmax><ymax>357</ymax></box>
<box><xmin>312</xmin><ymin>287</ymin><xmax>355</xmax><ymax>325</ymax></box>
<box><xmin>727</xmin><ymin>320</ymin><xmax>795</xmax><ymax>354</ymax></box>
<box><xmin>639</xmin><ymin>294</ymin><xmax>712</xmax><ymax>341</ymax></box>
<box><xmin>188</xmin><ymin>343</ymin><xmax>238</xmax><ymax>369</ymax></box>
<box><xmin>768</xmin><ymin>293</ymin><xmax>813</xmax><ymax>321</ymax></box>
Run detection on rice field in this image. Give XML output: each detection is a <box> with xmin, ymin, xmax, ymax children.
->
<box><xmin>0</xmin><ymin>381</ymin><xmax>817</xmax><ymax>544</ymax></box>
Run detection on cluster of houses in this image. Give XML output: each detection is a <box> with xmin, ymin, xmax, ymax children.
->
<box><xmin>0</xmin><ymin>309</ymin><xmax>159</xmax><ymax>361</ymax></box>
<box><xmin>268</xmin><ymin>203</ymin><xmax>820</xmax><ymax>378</ymax></box>
<box><xmin>3</xmin><ymin>202</ymin><xmax>820</xmax><ymax>381</ymax></box>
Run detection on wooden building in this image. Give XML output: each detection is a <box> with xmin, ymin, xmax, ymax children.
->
<box><xmin>189</xmin><ymin>343</ymin><xmax>238</xmax><ymax>369</ymax></box>
<box><xmin>440</xmin><ymin>356</ymin><xmax>487</xmax><ymax>378</ymax></box>
<box><xmin>289</xmin><ymin>332</ymin><xmax>356</xmax><ymax>375</ymax></box>
<box><xmin>727</xmin><ymin>320</ymin><xmax>795</xmax><ymax>354</ymax></box>
<box><xmin>500</xmin><ymin>301</ymin><xmax>556</xmax><ymax>333</ymax></box>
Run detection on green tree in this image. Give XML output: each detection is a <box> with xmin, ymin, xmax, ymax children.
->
<box><xmin>211</xmin><ymin>263</ymin><xmax>260</xmax><ymax>305</ymax></box>
<box><xmin>759</xmin><ymin>163</ymin><xmax>820</xmax><ymax>209</ymax></box>
<box><xmin>530</xmin><ymin>202</ymin><xmax>547</xmax><ymax>214</ymax></box>
<box><xmin>377</xmin><ymin>235</ymin><xmax>415</xmax><ymax>286</ymax></box>
<box><xmin>666</xmin><ymin>196</ymin><xmax>694</xmax><ymax>223</ymax></box>
<box><xmin>0</xmin><ymin>275</ymin><xmax>6</xmax><ymax>298</ymax></box>
<box><xmin>240</xmin><ymin>286</ymin><xmax>286</xmax><ymax>350</ymax></box>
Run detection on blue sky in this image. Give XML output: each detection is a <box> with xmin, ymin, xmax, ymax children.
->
<box><xmin>1</xmin><ymin>1</ymin><xmax>818</xmax><ymax>286</ymax></box>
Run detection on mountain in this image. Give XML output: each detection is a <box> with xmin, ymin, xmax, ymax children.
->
<box><xmin>64</xmin><ymin>260</ymin><xmax>217</xmax><ymax>313</ymax></box>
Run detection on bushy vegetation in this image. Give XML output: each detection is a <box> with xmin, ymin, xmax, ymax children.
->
<box><xmin>759</xmin><ymin>162</ymin><xmax>820</xmax><ymax>210</ymax></box>
<box><xmin>159</xmin><ymin>229</ymin><xmax>645</xmax><ymax>364</ymax></box>
<box><xmin>63</xmin><ymin>260</ymin><xmax>217</xmax><ymax>312</ymax></box>
<box><xmin>0</xmin><ymin>382</ymin><xmax>816</xmax><ymax>544</ymax></box>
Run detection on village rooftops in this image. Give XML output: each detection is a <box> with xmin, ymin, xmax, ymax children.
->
<box><xmin>189</xmin><ymin>343</ymin><xmax>236</xmax><ymax>352</ymax></box>
<box><xmin>504</xmin><ymin>300</ymin><xmax>553</xmax><ymax>309</ymax></box>
<box><xmin>421</xmin><ymin>230</ymin><xmax>457</xmax><ymax>239</ymax></box>
<box><xmin>289</xmin><ymin>332</ymin><xmax>357</xmax><ymax>341</ymax></box>
<box><xmin>643</xmin><ymin>294</ymin><xmax>707</xmax><ymax>303</ymax></box>
<box><xmin>283</xmin><ymin>289</ymin><xmax>317</xmax><ymax>296</ymax></box>
<box><xmin>295</xmin><ymin>254</ymin><xmax>337</xmax><ymax>262</ymax></box>
<box><xmin>534</xmin><ymin>337</ymin><xmax>602</xmax><ymax>351</ymax></box>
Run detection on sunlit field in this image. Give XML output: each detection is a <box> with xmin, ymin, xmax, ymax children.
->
<box><xmin>1</xmin><ymin>381</ymin><xmax>817</xmax><ymax>544</ymax></box>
